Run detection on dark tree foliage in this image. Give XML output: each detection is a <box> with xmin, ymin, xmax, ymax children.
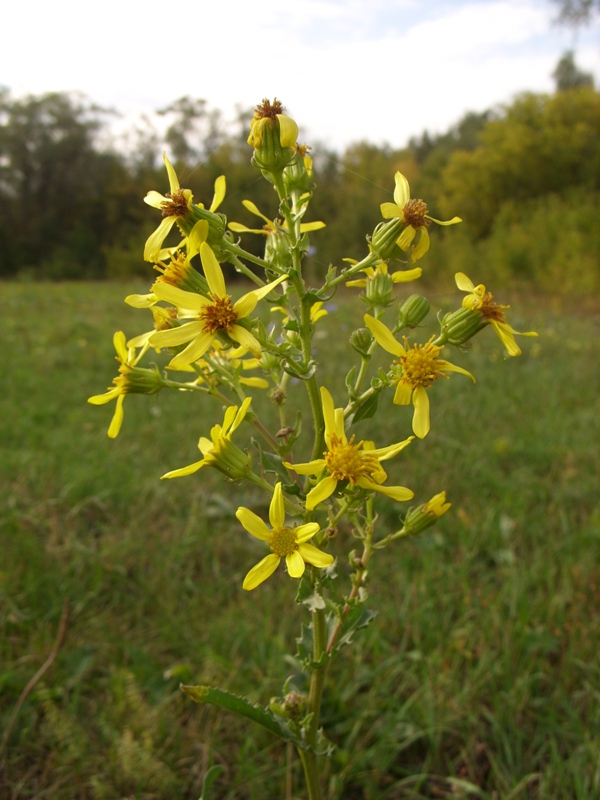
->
<box><xmin>552</xmin><ymin>0</ymin><xmax>600</xmax><ymax>25</ymax></box>
<box><xmin>553</xmin><ymin>50</ymin><xmax>595</xmax><ymax>91</ymax></box>
<box><xmin>0</xmin><ymin>90</ymin><xmax>145</xmax><ymax>279</ymax></box>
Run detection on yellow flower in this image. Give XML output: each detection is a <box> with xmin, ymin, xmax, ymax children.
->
<box><xmin>149</xmin><ymin>242</ymin><xmax>286</xmax><ymax>371</ymax></box>
<box><xmin>364</xmin><ymin>315</ymin><xmax>475</xmax><ymax>439</ymax></box>
<box><xmin>455</xmin><ymin>273</ymin><xmax>538</xmax><ymax>357</ymax></box>
<box><xmin>161</xmin><ymin>397</ymin><xmax>252</xmax><ymax>480</ymax></box>
<box><xmin>345</xmin><ymin>260</ymin><xmax>422</xmax><ymax>288</ymax></box>
<box><xmin>248</xmin><ymin>98</ymin><xmax>298</xmax><ymax>150</ymax></box>
<box><xmin>236</xmin><ymin>483</ymin><xmax>334</xmax><ymax>590</ymax></box>
<box><xmin>88</xmin><ymin>332</ymin><xmax>160</xmax><ymax>438</ymax></box>
<box><xmin>228</xmin><ymin>199</ymin><xmax>325</xmax><ymax>237</ymax></box>
<box><xmin>285</xmin><ymin>387</ymin><xmax>414</xmax><ymax>510</ymax></box>
<box><xmin>143</xmin><ymin>153</ymin><xmax>225</xmax><ymax>262</ymax></box>
<box><xmin>404</xmin><ymin>491</ymin><xmax>452</xmax><ymax>536</ymax></box>
<box><xmin>380</xmin><ymin>172</ymin><xmax>461</xmax><ymax>262</ymax></box>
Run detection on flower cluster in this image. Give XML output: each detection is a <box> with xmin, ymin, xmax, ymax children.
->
<box><xmin>89</xmin><ymin>98</ymin><xmax>536</xmax><ymax>600</ymax></box>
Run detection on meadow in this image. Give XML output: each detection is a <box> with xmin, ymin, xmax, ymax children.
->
<box><xmin>1</xmin><ymin>280</ymin><xmax>599</xmax><ymax>799</ymax></box>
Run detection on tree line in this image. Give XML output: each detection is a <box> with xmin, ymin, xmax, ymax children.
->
<box><xmin>0</xmin><ymin>62</ymin><xmax>598</xmax><ymax>292</ymax></box>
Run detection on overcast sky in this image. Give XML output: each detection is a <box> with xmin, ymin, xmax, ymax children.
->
<box><xmin>2</xmin><ymin>0</ymin><xmax>598</xmax><ymax>151</ymax></box>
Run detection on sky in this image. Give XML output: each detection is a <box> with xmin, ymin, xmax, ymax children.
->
<box><xmin>2</xmin><ymin>0</ymin><xmax>598</xmax><ymax>151</ymax></box>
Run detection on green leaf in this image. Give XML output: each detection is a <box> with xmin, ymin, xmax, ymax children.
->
<box><xmin>181</xmin><ymin>685</ymin><xmax>309</xmax><ymax>750</ymax></box>
<box><xmin>198</xmin><ymin>765</ymin><xmax>223</xmax><ymax>800</ymax></box>
<box><xmin>351</xmin><ymin>392</ymin><xmax>379</xmax><ymax>424</ymax></box>
<box><xmin>329</xmin><ymin>604</ymin><xmax>377</xmax><ymax>652</ymax></box>
<box><xmin>345</xmin><ymin>366</ymin><xmax>357</xmax><ymax>397</ymax></box>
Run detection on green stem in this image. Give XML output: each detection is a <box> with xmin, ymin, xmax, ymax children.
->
<box><xmin>298</xmin><ymin>603</ymin><xmax>327</xmax><ymax>800</ymax></box>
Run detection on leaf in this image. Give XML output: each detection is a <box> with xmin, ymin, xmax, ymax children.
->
<box><xmin>181</xmin><ymin>685</ymin><xmax>308</xmax><ymax>750</ymax></box>
<box><xmin>198</xmin><ymin>765</ymin><xmax>223</xmax><ymax>800</ymax></box>
<box><xmin>329</xmin><ymin>604</ymin><xmax>377</xmax><ymax>653</ymax></box>
<box><xmin>351</xmin><ymin>393</ymin><xmax>379</xmax><ymax>424</ymax></box>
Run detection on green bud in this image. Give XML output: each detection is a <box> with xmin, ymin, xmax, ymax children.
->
<box><xmin>350</xmin><ymin>327</ymin><xmax>374</xmax><ymax>356</ymax></box>
<box><xmin>403</xmin><ymin>492</ymin><xmax>451</xmax><ymax>537</ymax></box>
<box><xmin>207</xmin><ymin>437</ymin><xmax>252</xmax><ymax>481</ymax></box>
<box><xmin>398</xmin><ymin>294</ymin><xmax>430</xmax><ymax>328</ymax></box>
<box><xmin>248</xmin><ymin>99</ymin><xmax>299</xmax><ymax>173</ymax></box>
<box><xmin>364</xmin><ymin>268</ymin><xmax>394</xmax><ymax>308</ymax></box>
<box><xmin>265</xmin><ymin>228</ymin><xmax>292</xmax><ymax>272</ymax></box>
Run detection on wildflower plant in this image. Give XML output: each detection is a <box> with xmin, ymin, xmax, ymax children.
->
<box><xmin>89</xmin><ymin>98</ymin><xmax>537</xmax><ymax>799</ymax></box>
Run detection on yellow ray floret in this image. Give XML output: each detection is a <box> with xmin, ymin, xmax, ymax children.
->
<box><xmin>149</xmin><ymin>242</ymin><xmax>286</xmax><ymax>370</ymax></box>
<box><xmin>236</xmin><ymin>483</ymin><xmax>334</xmax><ymax>590</ymax></box>
<box><xmin>380</xmin><ymin>172</ymin><xmax>461</xmax><ymax>262</ymax></box>
<box><xmin>285</xmin><ymin>387</ymin><xmax>414</xmax><ymax>510</ymax></box>
<box><xmin>365</xmin><ymin>315</ymin><xmax>475</xmax><ymax>439</ymax></box>
<box><xmin>455</xmin><ymin>272</ymin><xmax>538</xmax><ymax>357</ymax></box>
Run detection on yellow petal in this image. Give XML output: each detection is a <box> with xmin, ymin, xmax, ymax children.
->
<box><xmin>286</xmin><ymin>550</ymin><xmax>305</xmax><ymax>578</ymax></box>
<box><xmin>320</xmin><ymin>386</ymin><xmax>337</xmax><ymax>440</ymax></box>
<box><xmin>88</xmin><ymin>387</ymin><xmax>121</xmax><ymax>405</ymax></box>
<box><xmin>364</xmin><ymin>315</ymin><xmax>405</xmax><ymax>357</ymax></box>
<box><xmin>455</xmin><ymin>272</ymin><xmax>476</xmax><ymax>293</ymax></box>
<box><xmin>277</xmin><ymin>114</ymin><xmax>298</xmax><ymax>148</ymax></box>
<box><xmin>283</xmin><ymin>459</ymin><xmax>326</xmax><ymax>476</ymax></box>
<box><xmin>411</xmin><ymin>227</ymin><xmax>430</xmax><ymax>262</ymax></box>
<box><xmin>200</xmin><ymin>242</ymin><xmax>226</xmax><ymax>297</ymax></box>
<box><xmin>210</xmin><ymin>175</ymin><xmax>226</xmax><ymax>212</ymax></box>
<box><xmin>113</xmin><ymin>331</ymin><xmax>128</xmax><ymax>362</ymax></box>
<box><xmin>412</xmin><ymin>386</ymin><xmax>430</xmax><ymax>439</ymax></box>
<box><xmin>163</xmin><ymin>152</ymin><xmax>180</xmax><ymax>192</ymax></box>
<box><xmin>391</xmin><ymin>267</ymin><xmax>422</xmax><ymax>283</ymax></box>
<box><xmin>234</xmin><ymin>274</ymin><xmax>287</xmax><ymax>318</ymax></box>
<box><xmin>242</xmin><ymin>199</ymin><xmax>272</xmax><ymax>224</ymax></box>
<box><xmin>236</xmin><ymin>507</ymin><xmax>271</xmax><ymax>540</ymax></box>
<box><xmin>439</xmin><ymin>360</ymin><xmax>476</xmax><ymax>382</ymax></box>
<box><xmin>358</xmin><ymin>479</ymin><xmax>414</xmax><ymax>502</ymax></box>
<box><xmin>107</xmin><ymin>394</ymin><xmax>125</xmax><ymax>439</ymax></box>
<box><xmin>161</xmin><ymin>459</ymin><xmax>207</xmax><ymax>479</ymax></box>
<box><xmin>150</xmin><ymin>321</ymin><xmax>204</xmax><ymax>348</ymax></box>
<box><xmin>380</xmin><ymin>201</ymin><xmax>403</xmax><ymax>220</ymax></box>
<box><xmin>144</xmin><ymin>218</ymin><xmax>176</xmax><ymax>262</ymax></box>
<box><xmin>144</xmin><ymin>190</ymin><xmax>167</xmax><ymax>209</ymax></box>
<box><xmin>306</xmin><ymin>476</ymin><xmax>338</xmax><ymax>511</ymax></box>
<box><xmin>269</xmin><ymin>483</ymin><xmax>285</xmax><ymax>529</ymax></box>
<box><xmin>295</xmin><ymin>523</ymin><xmax>321</xmax><ymax>543</ymax></box>
<box><xmin>427</xmin><ymin>215</ymin><xmax>462</xmax><ymax>226</ymax></box>
<box><xmin>393</xmin><ymin>172</ymin><xmax>410</xmax><ymax>208</ymax></box>
<box><xmin>397</xmin><ymin>225</ymin><xmax>416</xmax><ymax>251</ymax></box>
<box><xmin>297</xmin><ymin>543</ymin><xmax>334</xmax><ymax>568</ymax></box>
<box><xmin>168</xmin><ymin>332</ymin><xmax>215</xmax><ymax>370</ymax></box>
<box><xmin>243</xmin><ymin>554</ymin><xmax>280</xmax><ymax>590</ymax></box>
<box><xmin>394</xmin><ymin>380</ymin><xmax>413</xmax><ymax>405</ymax></box>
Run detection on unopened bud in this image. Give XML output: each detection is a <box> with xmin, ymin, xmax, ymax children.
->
<box><xmin>350</xmin><ymin>327</ymin><xmax>374</xmax><ymax>356</ymax></box>
<box><xmin>403</xmin><ymin>491</ymin><xmax>451</xmax><ymax>536</ymax></box>
<box><xmin>248</xmin><ymin>99</ymin><xmax>299</xmax><ymax>173</ymax></box>
<box><xmin>398</xmin><ymin>294</ymin><xmax>430</xmax><ymax>328</ymax></box>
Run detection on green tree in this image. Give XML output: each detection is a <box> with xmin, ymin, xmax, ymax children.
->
<box><xmin>553</xmin><ymin>50</ymin><xmax>595</xmax><ymax>91</ymax></box>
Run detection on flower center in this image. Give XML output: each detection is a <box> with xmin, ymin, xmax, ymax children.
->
<box><xmin>268</xmin><ymin>525</ymin><xmax>298</xmax><ymax>557</ymax></box>
<box><xmin>161</xmin><ymin>189</ymin><xmax>189</xmax><ymax>218</ymax></box>
<box><xmin>154</xmin><ymin>252</ymin><xmax>189</xmax><ymax>286</ymax></box>
<box><xmin>200</xmin><ymin>295</ymin><xmax>238</xmax><ymax>334</ymax></box>
<box><xmin>402</xmin><ymin>199</ymin><xmax>431</xmax><ymax>229</ymax></box>
<box><xmin>325</xmin><ymin>434</ymin><xmax>379</xmax><ymax>484</ymax></box>
<box><xmin>399</xmin><ymin>339</ymin><xmax>446</xmax><ymax>388</ymax></box>
<box><xmin>478</xmin><ymin>291</ymin><xmax>508</xmax><ymax>323</ymax></box>
<box><xmin>254</xmin><ymin>97</ymin><xmax>284</xmax><ymax>121</ymax></box>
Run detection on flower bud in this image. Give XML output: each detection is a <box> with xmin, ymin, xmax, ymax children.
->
<box><xmin>363</xmin><ymin>268</ymin><xmax>394</xmax><ymax>308</ymax></box>
<box><xmin>350</xmin><ymin>327</ymin><xmax>374</xmax><ymax>356</ymax></box>
<box><xmin>248</xmin><ymin>98</ymin><xmax>299</xmax><ymax>173</ymax></box>
<box><xmin>440</xmin><ymin>307</ymin><xmax>487</xmax><ymax>346</ymax></box>
<box><xmin>403</xmin><ymin>492</ymin><xmax>451</xmax><ymax>536</ymax></box>
<box><xmin>121</xmin><ymin>364</ymin><xmax>165</xmax><ymax>396</ymax></box>
<box><xmin>264</xmin><ymin>227</ymin><xmax>292</xmax><ymax>271</ymax></box>
<box><xmin>397</xmin><ymin>294</ymin><xmax>430</xmax><ymax>329</ymax></box>
<box><xmin>283</xmin><ymin>146</ymin><xmax>315</xmax><ymax>195</ymax></box>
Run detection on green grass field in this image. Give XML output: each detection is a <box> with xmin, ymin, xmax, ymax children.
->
<box><xmin>1</xmin><ymin>281</ymin><xmax>599</xmax><ymax>799</ymax></box>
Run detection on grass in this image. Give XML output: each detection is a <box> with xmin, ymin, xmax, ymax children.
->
<box><xmin>1</xmin><ymin>280</ymin><xmax>599</xmax><ymax>799</ymax></box>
